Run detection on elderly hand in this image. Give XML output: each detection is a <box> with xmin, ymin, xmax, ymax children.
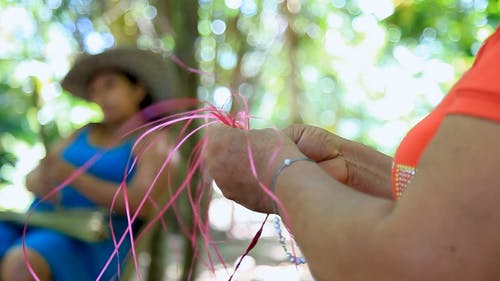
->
<box><xmin>205</xmin><ymin>124</ymin><xmax>305</xmax><ymax>213</ymax></box>
<box><xmin>284</xmin><ymin>124</ymin><xmax>349</xmax><ymax>185</ymax></box>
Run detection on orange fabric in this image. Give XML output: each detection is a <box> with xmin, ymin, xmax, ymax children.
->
<box><xmin>392</xmin><ymin>27</ymin><xmax>500</xmax><ymax>199</ymax></box>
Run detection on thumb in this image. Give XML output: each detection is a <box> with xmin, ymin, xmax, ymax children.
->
<box><xmin>283</xmin><ymin>124</ymin><xmax>342</xmax><ymax>162</ymax></box>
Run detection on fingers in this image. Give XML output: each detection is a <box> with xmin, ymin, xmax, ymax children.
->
<box><xmin>282</xmin><ymin>124</ymin><xmax>308</xmax><ymax>144</ymax></box>
<box><xmin>283</xmin><ymin>124</ymin><xmax>342</xmax><ymax>162</ymax></box>
<box><xmin>204</xmin><ymin>124</ymin><xmax>299</xmax><ymax>213</ymax></box>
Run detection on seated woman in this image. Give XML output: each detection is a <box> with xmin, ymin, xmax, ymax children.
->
<box><xmin>0</xmin><ymin>48</ymin><xmax>180</xmax><ymax>281</ymax></box>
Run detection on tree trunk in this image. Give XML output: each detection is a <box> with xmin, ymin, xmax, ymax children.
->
<box><xmin>154</xmin><ymin>1</ymin><xmax>201</xmax><ymax>280</ymax></box>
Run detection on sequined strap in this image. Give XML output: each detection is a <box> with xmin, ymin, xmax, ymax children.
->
<box><xmin>394</xmin><ymin>164</ymin><xmax>417</xmax><ymax>199</ymax></box>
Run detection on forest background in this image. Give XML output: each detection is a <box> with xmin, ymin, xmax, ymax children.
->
<box><xmin>0</xmin><ymin>0</ymin><xmax>499</xmax><ymax>280</ymax></box>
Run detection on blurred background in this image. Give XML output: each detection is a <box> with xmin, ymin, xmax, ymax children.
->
<box><xmin>0</xmin><ymin>0</ymin><xmax>499</xmax><ymax>280</ymax></box>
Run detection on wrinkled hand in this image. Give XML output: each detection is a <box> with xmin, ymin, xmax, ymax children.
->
<box><xmin>205</xmin><ymin>124</ymin><xmax>304</xmax><ymax>213</ymax></box>
<box><xmin>284</xmin><ymin>124</ymin><xmax>349</xmax><ymax>185</ymax></box>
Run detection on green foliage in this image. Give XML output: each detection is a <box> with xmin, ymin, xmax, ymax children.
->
<box><xmin>386</xmin><ymin>0</ymin><xmax>496</xmax><ymax>57</ymax></box>
<box><xmin>0</xmin><ymin>150</ymin><xmax>15</xmax><ymax>184</ymax></box>
<box><xmin>0</xmin><ymin>0</ymin><xmax>82</xmax><ymax>187</ymax></box>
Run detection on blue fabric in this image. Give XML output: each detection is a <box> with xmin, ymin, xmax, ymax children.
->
<box><xmin>0</xmin><ymin>127</ymin><xmax>141</xmax><ymax>281</ymax></box>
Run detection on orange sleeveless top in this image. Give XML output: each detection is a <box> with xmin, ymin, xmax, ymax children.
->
<box><xmin>392</xmin><ymin>27</ymin><xmax>500</xmax><ymax>199</ymax></box>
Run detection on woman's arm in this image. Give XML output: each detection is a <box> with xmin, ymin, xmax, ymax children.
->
<box><xmin>279</xmin><ymin>115</ymin><xmax>500</xmax><ymax>281</ymax></box>
<box><xmin>53</xmin><ymin>131</ymin><xmax>178</xmax><ymax>218</ymax></box>
<box><xmin>25</xmin><ymin>132</ymin><xmax>77</xmax><ymax>200</ymax></box>
<box><xmin>206</xmin><ymin>115</ymin><xmax>500</xmax><ymax>281</ymax></box>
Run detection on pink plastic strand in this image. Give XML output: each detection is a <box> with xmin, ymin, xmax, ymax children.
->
<box><xmin>24</xmin><ymin>87</ymin><xmax>302</xmax><ymax>281</ymax></box>
<box><xmin>96</xmin><ymin>117</ymin><xmax>221</xmax><ymax>280</ymax></box>
<box><xmin>228</xmin><ymin>214</ymin><xmax>269</xmax><ymax>281</ymax></box>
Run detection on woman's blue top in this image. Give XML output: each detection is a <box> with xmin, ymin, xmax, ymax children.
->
<box><xmin>13</xmin><ymin>125</ymin><xmax>143</xmax><ymax>281</ymax></box>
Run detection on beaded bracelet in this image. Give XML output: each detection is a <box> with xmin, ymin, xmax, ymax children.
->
<box><xmin>274</xmin><ymin>216</ymin><xmax>307</xmax><ymax>265</ymax></box>
<box><xmin>270</xmin><ymin>157</ymin><xmax>314</xmax><ymax>265</ymax></box>
<box><xmin>269</xmin><ymin>157</ymin><xmax>315</xmax><ymax>195</ymax></box>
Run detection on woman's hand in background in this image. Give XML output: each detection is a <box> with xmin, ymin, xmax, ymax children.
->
<box><xmin>25</xmin><ymin>155</ymin><xmax>74</xmax><ymax>201</ymax></box>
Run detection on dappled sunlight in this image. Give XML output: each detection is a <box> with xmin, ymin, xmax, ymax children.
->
<box><xmin>0</xmin><ymin>186</ymin><xmax>32</xmax><ymax>212</ymax></box>
<box><xmin>0</xmin><ymin>143</ymin><xmax>42</xmax><ymax>211</ymax></box>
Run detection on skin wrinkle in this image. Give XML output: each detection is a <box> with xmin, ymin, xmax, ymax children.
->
<box><xmin>345</xmin><ymin>157</ymin><xmax>379</xmax><ymax>192</ymax></box>
<box><xmin>295</xmin><ymin>126</ymin><xmax>342</xmax><ymax>162</ymax></box>
<box><xmin>343</xmin><ymin>141</ymin><xmax>392</xmax><ymax>198</ymax></box>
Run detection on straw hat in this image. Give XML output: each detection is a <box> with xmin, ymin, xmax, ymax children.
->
<box><xmin>61</xmin><ymin>48</ymin><xmax>178</xmax><ymax>101</ymax></box>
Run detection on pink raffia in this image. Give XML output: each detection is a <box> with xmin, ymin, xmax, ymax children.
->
<box><xmin>22</xmin><ymin>63</ymin><xmax>304</xmax><ymax>281</ymax></box>
<box><xmin>99</xmin><ymin>94</ymin><xmax>291</xmax><ymax>281</ymax></box>
<box><xmin>169</xmin><ymin>54</ymin><xmax>215</xmax><ymax>78</ymax></box>
<box><xmin>93</xmin><ymin>97</ymin><xmax>248</xmax><ymax>279</ymax></box>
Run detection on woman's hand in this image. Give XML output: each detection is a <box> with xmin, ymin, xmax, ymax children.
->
<box><xmin>284</xmin><ymin>124</ymin><xmax>393</xmax><ymax>198</ymax></box>
<box><xmin>48</xmin><ymin>155</ymin><xmax>76</xmax><ymax>183</ymax></box>
<box><xmin>25</xmin><ymin>162</ymin><xmax>50</xmax><ymax>197</ymax></box>
<box><xmin>205</xmin><ymin>124</ymin><xmax>304</xmax><ymax>213</ymax></box>
<box><xmin>26</xmin><ymin>155</ymin><xmax>74</xmax><ymax>200</ymax></box>
<box><xmin>284</xmin><ymin>124</ymin><xmax>349</xmax><ymax>185</ymax></box>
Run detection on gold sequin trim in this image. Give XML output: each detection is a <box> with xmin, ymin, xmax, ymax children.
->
<box><xmin>394</xmin><ymin>164</ymin><xmax>416</xmax><ymax>199</ymax></box>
